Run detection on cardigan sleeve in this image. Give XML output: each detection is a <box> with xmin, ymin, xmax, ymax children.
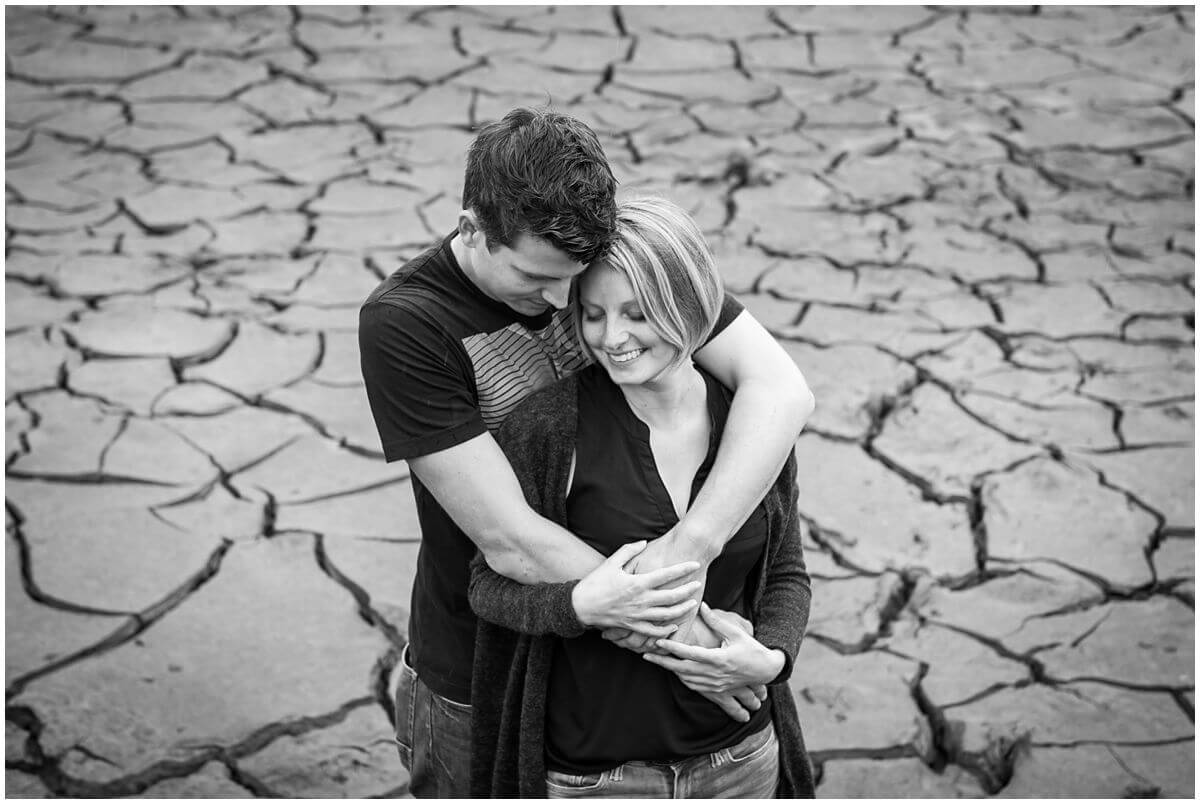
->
<box><xmin>752</xmin><ymin>454</ymin><xmax>811</xmax><ymax>685</ymax></box>
<box><xmin>466</xmin><ymin>375</ymin><xmax>588</xmax><ymax>638</ymax></box>
<box><xmin>468</xmin><ymin>552</ymin><xmax>587</xmax><ymax>637</ymax></box>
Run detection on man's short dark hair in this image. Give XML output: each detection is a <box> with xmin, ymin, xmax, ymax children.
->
<box><xmin>463</xmin><ymin>107</ymin><xmax>617</xmax><ymax>265</ymax></box>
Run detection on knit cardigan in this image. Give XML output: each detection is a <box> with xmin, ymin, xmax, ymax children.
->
<box><xmin>467</xmin><ymin>371</ymin><xmax>815</xmax><ymax>798</ymax></box>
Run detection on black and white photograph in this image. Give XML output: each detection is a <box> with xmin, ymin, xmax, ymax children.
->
<box><xmin>4</xmin><ymin>3</ymin><xmax>1194</xmax><ymax>798</ymax></box>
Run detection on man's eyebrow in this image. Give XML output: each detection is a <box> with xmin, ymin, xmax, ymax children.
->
<box><xmin>511</xmin><ymin>263</ymin><xmax>560</xmax><ymax>280</ymax></box>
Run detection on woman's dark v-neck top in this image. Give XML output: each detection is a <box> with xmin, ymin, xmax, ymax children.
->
<box><xmin>544</xmin><ymin>363</ymin><xmax>771</xmax><ymax>774</ymax></box>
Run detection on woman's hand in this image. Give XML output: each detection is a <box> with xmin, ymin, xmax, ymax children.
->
<box><xmin>572</xmin><ymin>541</ymin><xmax>702</xmax><ymax>637</ymax></box>
<box><xmin>643</xmin><ymin>602</ymin><xmax>785</xmax><ymax>693</ymax></box>
<box><xmin>600</xmin><ymin>628</ymin><xmax>662</xmax><ymax>654</ymax></box>
<box><xmin>697</xmin><ymin>686</ymin><xmax>767</xmax><ymax>723</ymax></box>
<box><xmin>607</xmin><ymin>604</ymin><xmax>768</xmax><ymax>722</ymax></box>
<box><xmin>599</xmin><ymin>606</ymin><xmax>754</xmax><ymax>654</ymax></box>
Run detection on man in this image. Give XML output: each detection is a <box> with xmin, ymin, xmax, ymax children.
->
<box><xmin>359</xmin><ymin>107</ymin><xmax>814</xmax><ymax>798</ymax></box>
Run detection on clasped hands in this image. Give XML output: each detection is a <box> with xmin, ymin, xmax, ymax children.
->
<box><xmin>571</xmin><ymin>538</ymin><xmax>782</xmax><ymax>723</ymax></box>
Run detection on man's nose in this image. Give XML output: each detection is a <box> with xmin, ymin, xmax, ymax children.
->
<box><xmin>541</xmin><ymin>279</ymin><xmax>571</xmax><ymax>310</ymax></box>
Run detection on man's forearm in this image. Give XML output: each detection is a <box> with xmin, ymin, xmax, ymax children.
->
<box><xmin>477</xmin><ymin>510</ymin><xmax>604</xmax><ymax>584</ymax></box>
<box><xmin>676</xmin><ymin>378</ymin><xmax>812</xmax><ymax>559</ymax></box>
<box><xmin>408</xmin><ymin>437</ymin><xmax>608</xmax><ymax>586</ymax></box>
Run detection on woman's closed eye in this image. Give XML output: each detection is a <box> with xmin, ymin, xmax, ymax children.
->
<box><xmin>581</xmin><ymin>307</ymin><xmax>645</xmax><ymax>322</ymax></box>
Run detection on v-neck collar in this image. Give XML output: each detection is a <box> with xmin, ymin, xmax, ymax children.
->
<box><xmin>582</xmin><ymin>364</ymin><xmax>725</xmax><ymax>523</ymax></box>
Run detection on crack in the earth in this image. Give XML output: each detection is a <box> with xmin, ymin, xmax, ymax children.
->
<box><xmin>5</xmin><ymin>467</ymin><xmax>181</xmax><ymax>487</ymax></box>
<box><xmin>313</xmin><ymin>533</ymin><xmax>405</xmax><ymax>649</ymax></box>
<box><xmin>894</xmin><ymin>6</ymin><xmax>962</xmax><ymax>47</ymax></box>
<box><xmin>6</xmin><ymin>499</ymin><xmax>135</xmax><ymax>617</ymax></box>
<box><xmin>285</xmin><ymin>8</ymin><xmax>320</xmax><ymax>67</ymax></box>
<box><xmin>906</xmin><ymin>661</ymin><xmax>950</xmax><ymax>768</ymax></box>
<box><xmin>1051</xmin><ymin>673</ymin><xmax>1194</xmax><ymax>699</ymax></box>
<box><xmin>811</xmin><ymin>570</ymin><xmax>921</xmax><ymax>655</ymax></box>
<box><xmin>7</xmin><ymin>694</ymin><xmax>376</xmax><ymax>796</ymax></box>
<box><xmin>219</xmin><ymin>761</ymin><xmax>280</xmax><ymax>797</ymax></box>
<box><xmin>158</xmin><ymin>426</ymin><xmax>296</xmax><ymax>485</ymax></box>
<box><xmin>370</xmin><ymin>644</ymin><xmax>403</xmax><ymax>731</ymax></box>
<box><xmin>5</xmin><ymin>395</ymin><xmax>37</xmax><ymax>468</ymax></box>
<box><xmin>965</xmin><ymin>477</ymin><xmax>990</xmax><ymax>574</ymax></box>
<box><xmin>1171</xmin><ymin>690</ymin><xmax>1194</xmax><ymax>722</ymax></box>
<box><xmin>857</xmin><ymin>376</ymin><xmax>1031</xmax><ymax>509</ymax></box>
<box><xmin>1119</xmin><ymin>312</ymin><xmax>1195</xmax><ymax>344</ymax></box>
<box><xmin>793</xmin><ymin>512</ymin><xmax>882</xmax><ymax>578</ymax></box>
<box><xmin>8</xmin><ymin>46</ymin><xmax>192</xmax><ymax>91</ymax></box>
<box><xmin>93</xmin><ymin>409</ymin><xmax>132</xmax><ymax>475</ymax></box>
<box><xmin>6</xmin><ymin>538</ymin><xmax>232</xmax><ymax>700</ymax></box>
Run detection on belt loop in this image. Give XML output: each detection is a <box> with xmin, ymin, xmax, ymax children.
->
<box><xmin>710</xmin><ymin>748</ymin><xmax>728</xmax><ymax>768</ymax></box>
<box><xmin>611</xmin><ymin>764</ymin><xmax>624</xmax><ymax>783</ymax></box>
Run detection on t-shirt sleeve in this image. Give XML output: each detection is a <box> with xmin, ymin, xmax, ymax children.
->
<box><xmin>703</xmin><ymin>292</ymin><xmax>745</xmax><ymax>346</ymax></box>
<box><xmin>359</xmin><ymin>300</ymin><xmax>487</xmax><ymax>462</ymax></box>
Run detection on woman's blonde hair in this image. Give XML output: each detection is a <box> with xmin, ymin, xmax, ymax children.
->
<box><xmin>572</xmin><ymin>197</ymin><xmax>724</xmax><ymax>371</ymax></box>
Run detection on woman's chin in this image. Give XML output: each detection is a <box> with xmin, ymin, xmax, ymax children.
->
<box><xmin>603</xmin><ymin>361</ymin><xmax>683</xmax><ymax>389</ymax></box>
<box><xmin>601</xmin><ymin>364</ymin><xmax>642</xmax><ymax>385</ymax></box>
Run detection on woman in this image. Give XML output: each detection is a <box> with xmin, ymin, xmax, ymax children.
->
<box><xmin>467</xmin><ymin>197</ymin><xmax>813</xmax><ymax>798</ymax></box>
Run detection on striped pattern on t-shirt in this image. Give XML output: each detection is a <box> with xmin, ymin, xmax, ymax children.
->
<box><xmin>462</xmin><ymin>308</ymin><xmax>592</xmax><ymax>432</ymax></box>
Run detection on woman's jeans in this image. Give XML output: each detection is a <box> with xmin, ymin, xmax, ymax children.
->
<box><xmin>392</xmin><ymin>645</ymin><xmax>472</xmax><ymax>798</ymax></box>
<box><xmin>545</xmin><ymin>722</ymin><xmax>779</xmax><ymax>798</ymax></box>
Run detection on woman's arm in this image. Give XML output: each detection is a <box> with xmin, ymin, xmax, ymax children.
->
<box><xmin>746</xmin><ymin>497</ymin><xmax>811</xmax><ymax>684</ymax></box>
<box><xmin>468</xmin><ymin>552</ymin><xmax>586</xmax><ymax>637</ymax></box>
<box><xmin>645</xmin><ymin>603</ymin><xmax>787</xmax><ymax>688</ymax></box>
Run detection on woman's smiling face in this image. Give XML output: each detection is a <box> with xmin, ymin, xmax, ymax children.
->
<box><xmin>578</xmin><ymin>263</ymin><xmax>678</xmax><ymax>386</ymax></box>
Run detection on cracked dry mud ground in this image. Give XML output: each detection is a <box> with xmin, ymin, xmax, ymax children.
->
<box><xmin>3</xmin><ymin>4</ymin><xmax>1194</xmax><ymax>799</ymax></box>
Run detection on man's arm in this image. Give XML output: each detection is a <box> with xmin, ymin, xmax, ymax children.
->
<box><xmin>361</xmin><ymin>300</ymin><xmax>695</xmax><ymax>607</ymax></box>
<box><xmin>650</xmin><ymin>479</ymin><xmax>813</xmax><ymax>692</ymax></box>
<box><xmin>361</xmin><ymin>303</ymin><xmax>603</xmax><ymax>584</ymax></box>
<box><xmin>467</xmin><ymin>545</ymin><xmax>700</xmax><ymax>637</ymax></box>
<box><xmin>634</xmin><ymin>308</ymin><xmax>814</xmax><ymax>568</ymax></box>
<box><xmin>412</xmin><ymin>432</ymin><xmax>702</xmax><ymax>635</ymax></box>
<box><xmin>645</xmin><ymin>453</ymin><xmax>812</xmax><ymax>721</ymax></box>
<box><xmin>408</xmin><ymin>432</ymin><xmax>602</xmax><ymax>583</ymax></box>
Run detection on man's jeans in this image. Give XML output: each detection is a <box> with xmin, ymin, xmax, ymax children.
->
<box><xmin>393</xmin><ymin>645</ymin><xmax>472</xmax><ymax>798</ymax></box>
<box><xmin>545</xmin><ymin>722</ymin><xmax>779</xmax><ymax>798</ymax></box>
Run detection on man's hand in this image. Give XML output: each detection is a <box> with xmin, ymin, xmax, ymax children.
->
<box><xmin>572</xmin><ymin>541</ymin><xmax>701</xmax><ymax>637</ymax></box>
<box><xmin>623</xmin><ymin>526</ymin><xmax>715</xmax><ymax>639</ymax></box>
<box><xmin>624</xmin><ymin>524</ymin><xmax>719</xmax><ymax>574</ymax></box>
<box><xmin>644</xmin><ymin>602</ymin><xmax>783</xmax><ymax>699</ymax></box>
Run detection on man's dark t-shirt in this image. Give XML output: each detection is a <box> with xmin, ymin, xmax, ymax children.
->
<box><xmin>358</xmin><ymin>232</ymin><xmax>743</xmax><ymax>703</ymax></box>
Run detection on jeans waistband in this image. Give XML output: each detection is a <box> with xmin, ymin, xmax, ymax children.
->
<box><xmin>633</xmin><ymin>723</ymin><xmax>773</xmax><ymax>769</ymax></box>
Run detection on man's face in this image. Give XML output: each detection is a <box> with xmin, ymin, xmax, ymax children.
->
<box><xmin>473</xmin><ymin>232</ymin><xmax>587</xmax><ymax>317</ymax></box>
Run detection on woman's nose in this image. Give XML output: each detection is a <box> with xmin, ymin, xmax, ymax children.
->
<box><xmin>603</xmin><ymin>319</ymin><xmax>628</xmax><ymax>348</ymax></box>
